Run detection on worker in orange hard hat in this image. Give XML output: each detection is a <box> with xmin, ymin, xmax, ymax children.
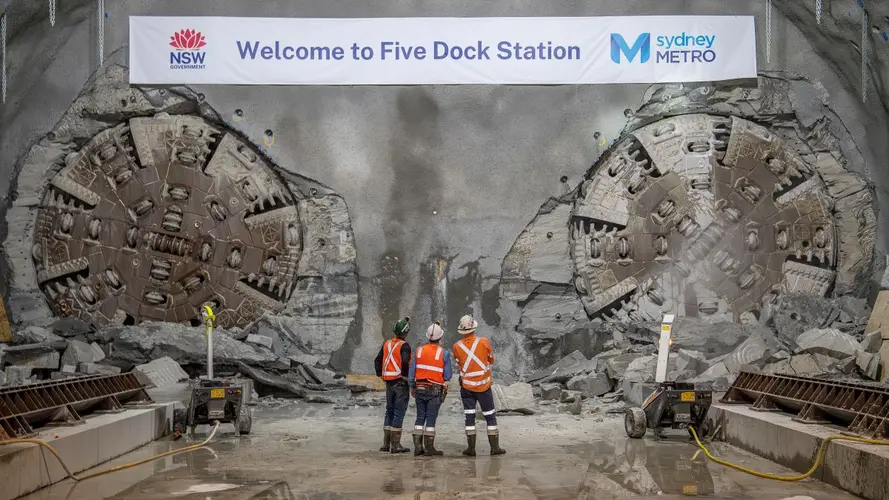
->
<box><xmin>374</xmin><ymin>316</ymin><xmax>412</xmax><ymax>453</ymax></box>
<box><xmin>452</xmin><ymin>314</ymin><xmax>505</xmax><ymax>456</ymax></box>
<box><xmin>408</xmin><ymin>321</ymin><xmax>452</xmax><ymax>456</ymax></box>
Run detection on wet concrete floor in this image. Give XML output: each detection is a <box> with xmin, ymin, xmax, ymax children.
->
<box><xmin>21</xmin><ymin>400</ymin><xmax>859</xmax><ymax>500</ymax></box>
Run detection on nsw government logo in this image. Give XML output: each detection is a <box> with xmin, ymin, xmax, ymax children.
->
<box><xmin>610</xmin><ymin>32</ymin><xmax>717</xmax><ymax>65</ymax></box>
<box><xmin>169</xmin><ymin>29</ymin><xmax>207</xmax><ymax>70</ymax></box>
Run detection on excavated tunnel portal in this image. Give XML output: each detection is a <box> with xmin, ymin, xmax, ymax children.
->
<box><xmin>31</xmin><ymin>115</ymin><xmax>304</xmax><ymax>329</ymax></box>
<box><xmin>570</xmin><ymin>114</ymin><xmax>840</xmax><ymax>322</ymax></box>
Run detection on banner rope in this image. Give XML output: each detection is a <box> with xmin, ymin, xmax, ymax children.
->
<box><xmin>49</xmin><ymin>0</ymin><xmax>56</xmax><ymax>27</ymax></box>
<box><xmin>1</xmin><ymin>12</ymin><xmax>6</xmax><ymax>104</ymax></box>
<box><xmin>861</xmin><ymin>8</ymin><xmax>868</xmax><ymax>103</ymax></box>
<box><xmin>97</xmin><ymin>0</ymin><xmax>104</xmax><ymax>67</ymax></box>
<box><xmin>816</xmin><ymin>0</ymin><xmax>822</xmax><ymax>24</ymax></box>
<box><xmin>765</xmin><ymin>0</ymin><xmax>772</xmax><ymax>65</ymax></box>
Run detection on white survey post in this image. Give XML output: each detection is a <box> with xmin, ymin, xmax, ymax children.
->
<box><xmin>655</xmin><ymin>314</ymin><xmax>675</xmax><ymax>383</ymax></box>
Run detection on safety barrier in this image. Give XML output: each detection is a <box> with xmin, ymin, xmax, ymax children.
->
<box><xmin>0</xmin><ymin>373</ymin><xmax>152</xmax><ymax>439</ymax></box>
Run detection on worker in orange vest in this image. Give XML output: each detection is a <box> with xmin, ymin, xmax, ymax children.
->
<box><xmin>374</xmin><ymin>316</ymin><xmax>412</xmax><ymax>453</ymax></box>
<box><xmin>452</xmin><ymin>314</ymin><xmax>506</xmax><ymax>456</ymax></box>
<box><xmin>408</xmin><ymin>321</ymin><xmax>453</xmax><ymax>456</ymax></box>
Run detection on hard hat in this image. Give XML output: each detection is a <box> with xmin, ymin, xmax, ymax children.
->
<box><xmin>426</xmin><ymin>322</ymin><xmax>444</xmax><ymax>341</ymax></box>
<box><xmin>393</xmin><ymin>317</ymin><xmax>410</xmax><ymax>337</ymax></box>
<box><xmin>457</xmin><ymin>315</ymin><xmax>477</xmax><ymax>334</ymax></box>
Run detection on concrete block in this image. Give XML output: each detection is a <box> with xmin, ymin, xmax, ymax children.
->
<box><xmin>61</xmin><ymin>339</ymin><xmax>102</xmax><ymax>366</ymax></box>
<box><xmin>566</xmin><ymin>372</ymin><xmax>612</xmax><ymax>397</ymax></box>
<box><xmin>133</xmin><ymin>356</ymin><xmax>188</xmax><ymax>388</ymax></box>
<box><xmin>860</xmin><ymin>331</ymin><xmax>882</xmax><ymax>353</ymax></box>
<box><xmin>245</xmin><ymin>334</ymin><xmax>274</xmax><ymax>350</ymax></box>
<box><xmin>90</xmin><ymin>342</ymin><xmax>106</xmax><ymax>362</ymax></box>
<box><xmin>856</xmin><ymin>351</ymin><xmax>880</xmax><ymax>380</ymax></box>
<box><xmin>61</xmin><ymin>364</ymin><xmax>76</xmax><ymax>373</ymax></box>
<box><xmin>6</xmin><ymin>350</ymin><xmax>59</xmax><ymax>369</ymax></box>
<box><xmin>865</xmin><ymin>290</ymin><xmax>889</xmax><ymax>335</ymax></box>
<box><xmin>0</xmin><ymin>370</ymin><xmax>6</xmax><ymax>385</ymax></box>
<box><xmin>0</xmin><ymin>401</ymin><xmax>179</xmax><ymax>500</ymax></box>
<box><xmin>539</xmin><ymin>382</ymin><xmax>562</xmax><ymax>400</ymax></box>
<box><xmin>5</xmin><ymin>366</ymin><xmax>32</xmax><ymax>385</ymax></box>
<box><xmin>879</xmin><ymin>341</ymin><xmax>889</xmax><ymax>382</ymax></box>
<box><xmin>710</xmin><ymin>404</ymin><xmax>889</xmax><ymax>500</ymax></box>
<box><xmin>78</xmin><ymin>362</ymin><xmax>121</xmax><ymax>375</ymax></box>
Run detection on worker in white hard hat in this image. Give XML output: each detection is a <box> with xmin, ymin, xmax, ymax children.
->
<box><xmin>452</xmin><ymin>314</ymin><xmax>505</xmax><ymax>456</ymax></box>
<box><xmin>408</xmin><ymin>321</ymin><xmax>452</xmax><ymax>456</ymax></box>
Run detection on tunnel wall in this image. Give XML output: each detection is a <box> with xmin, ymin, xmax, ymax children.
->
<box><xmin>1</xmin><ymin>0</ymin><xmax>887</xmax><ymax>377</ymax></box>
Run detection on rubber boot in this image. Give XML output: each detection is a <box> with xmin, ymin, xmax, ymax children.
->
<box><xmin>488</xmin><ymin>434</ymin><xmax>506</xmax><ymax>456</ymax></box>
<box><xmin>380</xmin><ymin>429</ymin><xmax>391</xmax><ymax>452</ymax></box>
<box><xmin>412</xmin><ymin>433</ymin><xmax>425</xmax><ymax>456</ymax></box>
<box><xmin>423</xmin><ymin>435</ymin><xmax>443</xmax><ymax>456</ymax></box>
<box><xmin>390</xmin><ymin>430</ymin><xmax>410</xmax><ymax>454</ymax></box>
<box><xmin>462</xmin><ymin>434</ymin><xmax>476</xmax><ymax>457</ymax></box>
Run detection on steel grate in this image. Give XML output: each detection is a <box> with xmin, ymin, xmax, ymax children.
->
<box><xmin>722</xmin><ymin>371</ymin><xmax>889</xmax><ymax>439</ymax></box>
<box><xmin>0</xmin><ymin>373</ymin><xmax>152</xmax><ymax>439</ymax></box>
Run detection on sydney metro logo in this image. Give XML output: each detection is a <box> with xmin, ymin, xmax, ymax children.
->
<box><xmin>169</xmin><ymin>29</ymin><xmax>207</xmax><ymax>70</ymax></box>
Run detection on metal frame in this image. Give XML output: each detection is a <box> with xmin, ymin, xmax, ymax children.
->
<box><xmin>722</xmin><ymin>371</ymin><xmax>889</xmax><ymax>439</ymax></box>
<box><xmin>0</xmin><ymin>373</ymin><xmax>152</xmax><ymax>439</ymax></box>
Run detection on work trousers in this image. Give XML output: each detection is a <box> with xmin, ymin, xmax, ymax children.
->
<box><xmin>460</xmin><ymin>387</ymin><xmax>498</xmax><ymax>435</ymax></box>
<box><xmin>413</xmin><ymin>384</ymin><xmax>444</xmax><ymax>436</ymax></box>
<box><xmin>383</xmin><ymin>379</ymin><xmax>409</xmax><ymax>430</ymax></box>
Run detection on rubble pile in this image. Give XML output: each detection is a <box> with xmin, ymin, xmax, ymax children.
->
<box><xmin>0</xmin><ymin>314</ymin><xmax>364</xmax><ymax>399</ymax></box>
<box><xmin>524</xmin><ymin>294</ymin><xmax>884</xmax><ymax>408</ymax></box>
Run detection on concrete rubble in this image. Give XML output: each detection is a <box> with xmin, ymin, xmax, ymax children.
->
<box><xmin>0</xmin><ymin>316</ymin><xmax>372</xmax><ymax>404</ymax></box>
<box><xmin>522</xmin><ymin>295</ymin><xmax>884</xmax><ymax>410</ymax></box>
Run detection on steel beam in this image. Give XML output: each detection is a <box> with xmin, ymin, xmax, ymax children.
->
<box><xmin>722</xmin><ymin>371</ymin><xmax>889</xmax><ymax>439</ymax></box>
<box><xmin>0</xmin><ymin>373</ymin><xmax>152</xmax><ymax>439</ymax></box>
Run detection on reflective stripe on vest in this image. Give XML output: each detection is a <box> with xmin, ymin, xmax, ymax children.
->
<box><xmin>382</xmin><ymin>339</ymin><xmax>405</xmax><ymax>379</ymax></box>
<box><xmin>456</xmin><ymin>337</ymin><xmax>489</xmax><ymax>378</ymax></box>
<box><xmin>415</xmin><ymin>345</ymin><xmax>445</xmax><ymax>384</ymax></box>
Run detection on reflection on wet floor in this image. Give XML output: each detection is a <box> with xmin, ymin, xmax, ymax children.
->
<box><xmin>20</xmin><ymin>405</ymin><xmax>857</xmax><ymax>500</ymax></box>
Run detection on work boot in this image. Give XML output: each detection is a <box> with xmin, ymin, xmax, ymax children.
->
<box><xmin>412</xmin><ymin>433</ymin><xmax>425</xmax><ymax>456</ymax></box>
<box><xmin>488</xmin><ymin>434</ymin><xmax>506</xmax><ymax>456</ymax></box>
<box><xmin>423</xmin><ymin>435</ymin><xmax>443</xmax><ymax>456</ymax></box>
<box><xmin>390</xmin><ymin>430</ymin><xmax>410</xmax><ymax>454</ymax></box>
<box><xmin>462</xmin><ymin>434</ymin><xmax>476</xmax><ymax>457</ymax></box>
<box><xmin>380</xmin><ymin>428</ymin><xmax>391</xmax><ymax>452</ymax></box>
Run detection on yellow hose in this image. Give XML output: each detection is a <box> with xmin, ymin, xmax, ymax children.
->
<box><xmin>0</xmin><ymin>421</ymin><xmax>221</xmax><ymax>482</ymax></box>
<box><xmin>688</xmin><ymin>424</ymin><xmax>889</xmax><ymax>481</ymax></box>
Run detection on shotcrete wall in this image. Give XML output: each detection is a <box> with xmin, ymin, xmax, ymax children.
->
<box><xmin>1</xmin><ymin>0</ymin><xmax>888</xmax><ymax>379</ymax></box>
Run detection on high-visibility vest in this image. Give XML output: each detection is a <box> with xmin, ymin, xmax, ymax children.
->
<box><xmin>381</xmin><ymin>338</ymin><xmax>405</xmax><ymax>381</ymax></box>
<box><xmin>453</xmin><ymin>335</ymin><xmax>493</xmax><ymax>392</ymax></box>
<box><xmin>414</xmin><ymin>344</ymin><xmax>446</xmax><ymax>385</ymax></box>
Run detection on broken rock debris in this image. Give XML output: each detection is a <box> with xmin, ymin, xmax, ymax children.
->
<box><xmin>0</xmin><ymin>316</ymin><xmax>371</xmax><ymax>401</ymax></box>
<box><xmin>522</xmin><ymin>297</ymin><xmax>882</xmax><ymax>410</ymax></box>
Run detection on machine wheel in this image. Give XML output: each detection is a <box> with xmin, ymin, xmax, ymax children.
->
<box><xmin>625</xmin><ymin>407</ymin><xmax>647</xmax><ymax>439</ymax></box>
<box><xmin>236</xmin><ymin>406</ymin><xmax>253</xmax><ymax>436</ymax></box>
<box><xmin>688</xmin><ymin>419</ymin><xmax>710</xmax><ymax>440</ymax></box>
<box><xmin>172</xmin><ymin>408</ymin><xmax>187</xmax><ymax>434</ymax></box>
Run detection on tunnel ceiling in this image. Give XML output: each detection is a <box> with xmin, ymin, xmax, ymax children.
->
<box><xmin>571</xmin><ymin>113</ymin><xmax>844</xmax><ymax>322</ymax></box>
<box><xmin>31</xmin><ymin>114</ymin><xmax>303</xmax><ymax>329</ymax></box>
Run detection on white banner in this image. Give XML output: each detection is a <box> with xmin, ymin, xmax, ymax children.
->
<box><xmin>129</xmin><ymin>16</ymin><xmax>757</xmax><ymax>85</ymax></box>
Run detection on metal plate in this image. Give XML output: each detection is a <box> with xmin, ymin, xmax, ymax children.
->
<box><xmin>210</xmin><ymin>388</ymin><xmax>225</xmax><ymax>399</ymax></box>
<box><xmin>680</xmin><ymin>391</ymin><xmax>695</xmax><ymax>402</ymax></box>
<box><xmin>675</xmin><ymin>413</ymin><xmax>691</xmax><ymax>423</ymax></box>
<box><xmin>683</xmin><ymin>485</ymin><xmax>698</xmax><ymax>495</ymax></box>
